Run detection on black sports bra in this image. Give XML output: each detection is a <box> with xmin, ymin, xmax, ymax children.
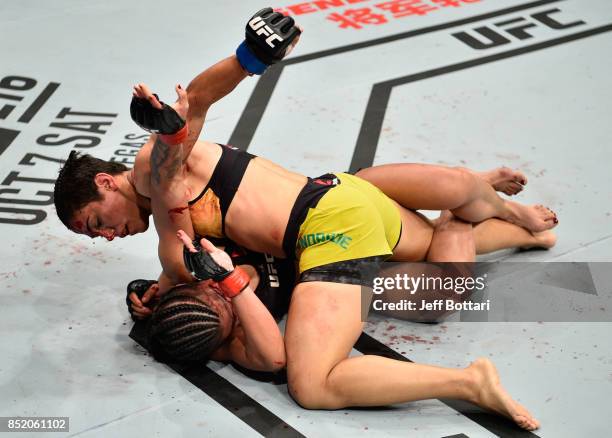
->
<box><xmin>188</xmin><ymin>144</ymin><xmax>255</xmax><ymax>238</ymax></box>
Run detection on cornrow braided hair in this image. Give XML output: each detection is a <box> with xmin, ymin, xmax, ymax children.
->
<box><xmin>146</xmin><ymin>288</ymin><xmax>223</xmax><ymax>363</ymax></box>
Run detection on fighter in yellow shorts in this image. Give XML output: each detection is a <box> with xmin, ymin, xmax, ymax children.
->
<box><xmin>288</xmin><ymin>172</ymin><xmax>401</xmax><ymax>279</ymax></box>
<box><xmin>54</xmin><ymin>9</ymin><xmax>555</xmax><ymax>431</ymax></box>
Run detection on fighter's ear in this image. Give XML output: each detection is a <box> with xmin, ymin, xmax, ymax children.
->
<box><xmin>93</xmin><ymin>173</ymin><xmax>118</xmax><ymax>191</ymax></box>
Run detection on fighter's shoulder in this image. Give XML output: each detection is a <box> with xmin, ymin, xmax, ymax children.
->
<box><xmin>185</xmin><ymin>140</ymin><xmax>219</xmax><ymax>174</ymax></box>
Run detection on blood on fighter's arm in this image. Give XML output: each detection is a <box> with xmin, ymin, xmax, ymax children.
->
<box><xmin>148</xmin><ymin>134</ymin><xmax>197</xmax><ymax>291</ymax></box>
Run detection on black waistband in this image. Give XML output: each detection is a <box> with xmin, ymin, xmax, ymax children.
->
<box><xmin>281</xmin><ymin>173</ymin><xmax>339</xmax><ymax>259</ymax></box>
<box><xmin>189</xmin><ymin>144</ymin><xmax>255</xmax><ymax>235</ymax></box>
<box><xmin>299</xmin><ymin>255</ymin><xmax>388</xmax><ymax>287</ymax></box>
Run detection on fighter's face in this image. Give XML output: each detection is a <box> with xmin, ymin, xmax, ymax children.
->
<box><xmin>70</xmin><ymin>189</ymin><xmax>150</xmax><ymax>241</ymax></box>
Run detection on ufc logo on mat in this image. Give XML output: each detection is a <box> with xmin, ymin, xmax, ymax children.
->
<box><xmin>452</xmin><ymin>8</ymin><xmax>586</xmax><ymax>50</ymax></box>
<box><xmin>249</xmin><ymin>16</ymin><xmax>284</xmax><ymax>47</ymax></box>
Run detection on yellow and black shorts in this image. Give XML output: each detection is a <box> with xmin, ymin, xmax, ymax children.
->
<box><xmin>282</xmin><ymin>172</ymin><xmax>402</xmax><ymax>286</ymax></box>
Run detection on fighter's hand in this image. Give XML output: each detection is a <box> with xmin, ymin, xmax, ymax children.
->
<box><xmin>132</xmin><ymin>83</ymin><xmax>189</xmax><ymax>120</ymax></box>
<box><xmin>126</xmin><ymin>279</ymin><xmax>159</xmax><ymax>321</ymax></box>
<box><xmin>283</xmin><ymin>25</ymin><xmax>303</xmax><ymax>58</ymax></box>
<box><xmin>130</xmin><ymin>83</ymin><xmax>189</xmax><ymax>145</ymax></box>
<box><xmin>236</xmin><ymin>8</ymin><xmax>302</xmax><ymax>75</ymax></box>
<box><xmin>129</xmin><ymin>293</ymin><xmax>152</xmax><ymax>320</ymax></box>
<box><xmin>178</xmin><ymin>230</ymin><xmax>249</xmax><ymax>298</ymax></box>
<box><xmin>178</xmin><ymin>230</ymin><xmax>234</xmax><ymax>276</ymax></box>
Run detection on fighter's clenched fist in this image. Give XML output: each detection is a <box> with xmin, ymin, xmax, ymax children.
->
<box><xmin>236</xmin><ymin>7</ymin><xmax>302</xmax><ymax>75</ymax></box>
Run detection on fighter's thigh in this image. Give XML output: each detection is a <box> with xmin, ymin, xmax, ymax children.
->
<box><xmin>356</xmin><ymin>163</ymin><xmax>471</xmax><ymax>211</ymax></box>
<box><xmin>285</xmin><ymin>281</ymin><xmax>364</xmax><ymax>385</ymax></box>
<box><xmin>389</xmin><ymin>201</ymin><xmax>434</xmax><ymax>261</ymax></box>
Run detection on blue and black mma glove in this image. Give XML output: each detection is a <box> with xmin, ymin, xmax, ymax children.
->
<box><xmin>236</xmin><ymin>7</ymin><xmax>301</xmax><ymax>75</ymax></box>
<box><xmin>129</xmin><ymin>95</ymin><xmax>188</xmax><ymax>145</ymax></box>
<box><xmin>126</xmin><ymin>279</ymin><xmax>158</xmax><ymax>321</ymax></box>
<box><xmin>183</xmin><ymin>239</ymin><xmax>250</xmax><ymax>298</ymax></box>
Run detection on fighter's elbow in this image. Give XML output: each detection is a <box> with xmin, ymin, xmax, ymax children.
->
<box><xmin>187</xmin><ymin>90</ymin><xmax>213</xmax><ymax>116</ymax></box>
<box><xmin>262</xmin><ymin>354</ymin><xmax>286</xmax><ymax>372</ymax></box>
<box><xmin>250</xmin><ymin>346</ymin><xmax>286</xmax><ymax>372</ymax></box>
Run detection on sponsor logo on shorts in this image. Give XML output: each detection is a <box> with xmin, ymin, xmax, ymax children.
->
<box><xmin>298</xmin><ymin>232</ymin><xmax>352</xmax><ymax>250</ymax></box>
<box><xmin>313</xmin><ymin>177</ymin><xmax>338</xmax><ymax>186</ymax></box>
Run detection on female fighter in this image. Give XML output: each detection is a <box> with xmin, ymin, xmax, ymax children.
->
<box><xmin>53</xmin><ymin>9</ymin><xmax>554</xmax><ymax>430</ymax></box>
<box><xmin>128</xmin><ymin>81</ymin><xmax>548</xmax><ymax>430</ymax></box>
<box><xmin>142</xmin><ymin>217</ymin><xmax>541</xmax><ymax>431</ymax></box>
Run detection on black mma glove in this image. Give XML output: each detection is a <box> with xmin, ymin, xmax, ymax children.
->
<box><xmin>183</xmin><ymin>239</ymin><xmax>250</xmax><ymax>298</ymax></box>
<box><xmin>130</xmin><ymin>95</ymin><xmax>188</xmax><ymax>145</ymax></box>
<box><xmin>236</xmin><ymin>7</ymin><xmax>301</xmax><ymax>75</ymax></box>
<box><xmin>184</xmin><ymin>239</ymin><xmax>231</xmax><ymax>281</ymax></box>
<box><xmin>126</xmin><ymin>279</ymin><xmax>158</xmax><ymax>321</ymax></box>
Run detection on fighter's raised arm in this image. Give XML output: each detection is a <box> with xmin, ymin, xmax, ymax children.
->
<box><xmin>183</xmin><ymin>6</ymin><xmax>301</xmax><ymax>150</ymax></box>
<box><xmin>130</xmin><ymin>8</ymin><xmax>302</xmax><ymax>162</ymax></box>
<box><xmin>132</xmin><ymin>86</ymin><xmax>196</xmax><ymax>290</ymax></box>
<box><xmin>128</xmin><ymin>8</ymin><xmax>302</xmax><ymax>291</ymax></box>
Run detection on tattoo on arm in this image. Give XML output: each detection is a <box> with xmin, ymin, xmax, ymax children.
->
<box><xmin>151</xmin><ymin>136</ymin><xmax>182</xmax><ymax>185</ymax></box>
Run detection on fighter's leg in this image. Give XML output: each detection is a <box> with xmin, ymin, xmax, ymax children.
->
<box><xmin>422</xmin><ymin>215</ymin><xmax>538</xmax><ymax>431</ymax></box>
<box><xmin>356</xmin><ymin>163</ymin><xmax>557</xmax><ymax>232</ymax></box>
<box><xmin>427</xmin><ymin>211</ymin><xmax>475</xmax><ymax>262</ymax></box>
<box><xmin>390</xmin><ymin>204</ymin><xmax>555</xmax><ymax>260</ymax></box>
<box><xmin>284</xmin><ymin>281</ymin><xmax>539</xmax><ymax>430</ymax></box>
<box><xmin>473</xmin><ymin>218</ymin><xmax>557</xmax><ymax>254</ymax></box>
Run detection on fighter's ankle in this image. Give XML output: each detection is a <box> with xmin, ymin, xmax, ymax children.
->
<box><xmin>500</xmin><ymin>201</ymin><xmax>518</xmax><ymax>222</ymax></box>
<box><xmin>462</xmin><ymin>362</ymin><xmax>484</xmax><ymax>403</ymax></box>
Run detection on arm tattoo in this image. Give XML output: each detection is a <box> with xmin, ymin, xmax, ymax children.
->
<box><xmin>151</xmin><ymin>136</ymin><xmax>183</xmax><ymax>185</ymax></box>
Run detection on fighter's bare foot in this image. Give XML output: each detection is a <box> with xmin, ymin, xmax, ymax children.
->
<box><xmin>505</xmin><ymin>202</ymin><xmax>558</xmax><ymax>232</ymax></box>
<box><xmin>467</xmin><ymin>358</ymin><xmax>540</xmax><ymax>431</ymax></box>
<box><xmin>520</xmin><ymin>230</ymin><xmax>557</xmax><ymax>250</ymax></box>
<box><xmin>477</xmin><ymin>167</ymin><xmax>527</xmax><ymax>196</ymax></box>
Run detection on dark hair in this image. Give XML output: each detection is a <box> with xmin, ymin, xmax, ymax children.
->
<box><xmin>53</xmin><ymin>151</ymin><xmax>128</xmax><ymax>229</ymax></box>
<box><xmin>146</xmin><ymin>286</ymin><xmax>223</xmax><ymax>363</ymax></box>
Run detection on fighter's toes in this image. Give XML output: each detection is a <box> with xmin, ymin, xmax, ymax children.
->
<box><xmin>503</xmin><ymin>181</ymin><xmax>524</xmax><ymax>196</ymax></box>
<box><xmin>533</xmin><ymin>205</ymin><xmax>558</xmax><ymax>231</ymax></box>
<box><xmin>470</xmin><ymin>358</ymin><xmax>540</xmax><ymax>431</ymax></box>
<box><xmin>538</xmin><ymin>205</ymin><xmax>558</xmax><ymax>224</ymax></box>
<box><xmin>486</xmin><ymin>167</ymin><xmax>527</xmax><ymax>196</ymax></box>
<box><xmin>512</xmin><ymin>403</ymin><xmax>539</xmax><ymax>431</ymax></box>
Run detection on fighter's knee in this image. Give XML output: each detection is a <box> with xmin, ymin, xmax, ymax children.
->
<box><xmin>287</xmin><ymin>370</ymin><xmax>323</xmax><ymax>409</ymax></box>
<box><xmin>449</xmin><ymin>166</ymin><xmax>479</xmax><ymax>198</ymax></box>
<box><xmin>451</xmin><ymin>166</ymin><xmax>476</xmax><ymax>184</ymax></box>
<box><xmin>287</xmin><ymin>370</ymin><xmax>344</xmax><ymax>410</ymax></box>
